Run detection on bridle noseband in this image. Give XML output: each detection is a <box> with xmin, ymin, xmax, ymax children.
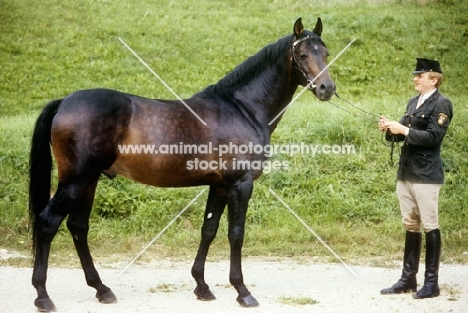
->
<box><xmin>292</xmin><ymin>35</ymin><xmax>317</xmax><ymax>90</ymax></box>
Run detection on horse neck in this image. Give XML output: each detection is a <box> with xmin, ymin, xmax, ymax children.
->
<box><xmin>197</xmin><ymin>36</ymin><xmax>299</xmax><ymax>136</ymax></box>
<box><xmin>230</xmin><ymin>45</ymin><xmax>299</xmax><ymax>133</ymax></box>
<box><xmin>264</xmin><ymin>60</ymin><xmax>298</xmax><ymax>133</ymax></box>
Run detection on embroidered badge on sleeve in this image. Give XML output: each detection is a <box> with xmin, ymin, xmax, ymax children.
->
<box><xmin>437</xmin><ymin>113</ymin><xmax>448</xmax><ymax>125</ymax></box>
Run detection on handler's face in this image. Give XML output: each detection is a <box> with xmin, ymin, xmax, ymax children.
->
<box><xmin>413</xmin><ymin>72</ymin><xmax>437</xmax><ymax>95</ymax></box>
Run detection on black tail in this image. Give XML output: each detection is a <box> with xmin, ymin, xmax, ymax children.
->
<box><xmin>29</xmin><ymin>99</ymin><xmax>62</xmax><ymax>257</ymax></box>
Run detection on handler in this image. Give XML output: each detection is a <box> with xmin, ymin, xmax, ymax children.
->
<box><xmin>378</xmin><ymin>58</ymin><xmax>453</xmax><ymax>299</ymax></box>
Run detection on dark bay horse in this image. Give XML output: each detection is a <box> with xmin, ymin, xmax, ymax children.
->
<box><xmin>29</xmin><ymin>17</ymin><xmax>335</xmax><ymax>311</ymax></box>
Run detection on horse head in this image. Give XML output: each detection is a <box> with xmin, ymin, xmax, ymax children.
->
<box><xmin>292</xmin><ymin>17</ymin><xmax>336</xmax><ymax>101</ymax></box>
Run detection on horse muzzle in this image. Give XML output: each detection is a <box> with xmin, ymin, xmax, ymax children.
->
<box><xmin>308</xmin><ymin>79</ymin><xmax>336</xmax><ymax>101</ymax></box>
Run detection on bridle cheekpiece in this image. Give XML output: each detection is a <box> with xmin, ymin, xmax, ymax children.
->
<box><xmin>292</xmin><ymin>35</ymin><xmax>317</xmax><ymax>90</ymax></box>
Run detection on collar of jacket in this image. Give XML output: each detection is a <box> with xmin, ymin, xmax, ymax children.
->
<box><xmin>411</xmin><ymin>89</ymin><xmax>440</xmax><ymax>112</ymax></box>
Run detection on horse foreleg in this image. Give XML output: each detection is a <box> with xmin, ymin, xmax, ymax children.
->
<box><xmin>226</xmin><ymin>178</ymin><xmax>259</xmax><ymax>307</ymax></box>
<box><xmin>32</xmin><ymin>187</ymin><xmax>71</xmax><ymax>312</ymax></box>
<box><xmin>192</xmin><ymin>186</ymin><xmax>227</xmax><ymax>301</ymax></box>
<box><xmin>66</xmin><ymin>181</ymin><xmax>117</xmax><ymax>304</ymax></box>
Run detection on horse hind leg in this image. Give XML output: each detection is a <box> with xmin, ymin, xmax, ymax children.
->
<box><xmin>66</xmin><ymin>179</ymin><xmax>117</xmax><ymax>304</ymax></box>
<box><xmin>192</xmin><ymin>186</ymin><xmax>227</xmax><ymax>301</ymax></box>
<box><xmin>32</xmin><ymin>184</ymin><xmax>72</xmax><ymax>312</ymax></box>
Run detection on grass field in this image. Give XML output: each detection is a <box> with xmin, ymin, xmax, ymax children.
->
<box><xmin>1</xmin><ymin>0</ymin><xmax>467</xmax><ymax>266</ymax></box>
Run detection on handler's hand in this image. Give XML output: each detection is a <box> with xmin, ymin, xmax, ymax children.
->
<box><xmin>381</xmin><ymin>121</ymin><xmax>407</xmax><ymax>135</ymax></box>
<box><xmin>378</xmin><ymin>116</ymin><xmax>389</xmax><ymax>132</ymax></box>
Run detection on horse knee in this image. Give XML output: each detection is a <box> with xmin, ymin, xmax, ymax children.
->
<box><xmin>201</xmin><ymin>224</ymin><xmax>218</xmax><ymax>243</ymax></box>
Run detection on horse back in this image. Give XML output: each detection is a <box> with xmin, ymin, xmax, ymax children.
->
<box><xmin>50</xmin><ymin>89</ymin><xmax>266</xmax><ymax>187</ymax></box>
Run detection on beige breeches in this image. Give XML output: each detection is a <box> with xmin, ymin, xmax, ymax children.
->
<box><xmin>396</xmin><ymin>180</ymin><xmax>441</xmax><ymax>232</ymax></box>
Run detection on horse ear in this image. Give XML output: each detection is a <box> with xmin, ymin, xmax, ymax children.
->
<box><xmin>313</xmin><ymin>17</ymin><xmax>323</xmax><ymax>37</ymax></box>
<box><xmin>293</xmin><ymin>18</ymin><xmax>304</xmax><ymax>37</ymax></box>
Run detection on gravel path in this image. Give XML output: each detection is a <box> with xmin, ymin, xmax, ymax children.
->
<box><xmin>1</xmin><ymin>254</ymin><xmax>467</xmax><ymax>312</ymax></box>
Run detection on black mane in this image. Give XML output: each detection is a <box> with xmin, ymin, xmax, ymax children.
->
<box><xmin>196</xmin><ymin>35</ymin><xmax>294</xmax><ymax>99</ymax></box>
<box><xmin>196</xmin><ymin>30</ymin><xmax>324</xmax><ymax>99</ymax></box>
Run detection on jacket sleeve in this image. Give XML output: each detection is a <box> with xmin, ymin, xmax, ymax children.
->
<box><xmin>385</xmin><ymin>132</ymin><xmax>405</xmax><ymax>142</ymax></box>
<box><xmin>406</xmin><ymin>97</ymin><xmax>453</xmax><ymax>147</ymax></box>
<box><xmin>385</xmin><ymin>102</ymin><xmax>412</xmax><ymax>142</ymax></box>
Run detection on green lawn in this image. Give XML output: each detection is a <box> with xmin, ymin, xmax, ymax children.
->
<box><xmin>1</xmin><ymin>0</ymin><xmax>467</xmax><ymax>265</ymax></box>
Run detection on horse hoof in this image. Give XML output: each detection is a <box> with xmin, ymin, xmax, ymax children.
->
<box><xmin>237</xmin><ymin>294</ymin><xmax>259</xmax><ymax>307</ymax></box>
<box><xmin>34</xmin><ymin>297</ymin><xmax>57</xmax><ymax>312</ymax></box>
<box><xmin>194</xmin><ymin>285</ymin><xmax>216</xmax><ymax>301</ymax></box>
<box><xmin>96</xmin><ymin>286</ymin><xmax>117</xmax><ymax>304</ymax></box>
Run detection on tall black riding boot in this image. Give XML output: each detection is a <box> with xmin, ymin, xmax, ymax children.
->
<box><xmin>381</xmin><ymin>231</ymin><xmax>422</xmax><ymax>294</ymax></box>
<box><xmin>414</xmin><ymin>229</ymin><xmax>441</xmax><ymax>299</ymax></box>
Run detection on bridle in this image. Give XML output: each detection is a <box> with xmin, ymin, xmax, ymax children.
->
<box><xmin>291</xmin><ymin>35</ymin><xmax>378</xmax><ymax>121</ymax></box>
<box><xmin>292</xmin><ymin>35</ymin><xmax>318</xmax><ymax>91</ymax></box>
<box><xmin>292</xmin><ymin>35</ymin><xmax>397</xmax><ymax>165</ymax></box>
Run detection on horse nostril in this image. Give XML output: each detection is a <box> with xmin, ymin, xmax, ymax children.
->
<box><xmin>317</xmin><ymin>82</ymin><xmax>336</xmax><ymax>100</ymax></box>
<box><xmin>319</xmin><ymin>83</ymin><xmax>335</xmax><ymax>92</ymax></box>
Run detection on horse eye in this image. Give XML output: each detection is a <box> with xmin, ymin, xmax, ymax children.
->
<box><xmin>300</xmin><ymin>53</ymin><xmax>307</xmax><ymax>60</ymax></box>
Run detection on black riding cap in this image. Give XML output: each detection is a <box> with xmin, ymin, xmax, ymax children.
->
<box><xmin>413</xmin><ymin>58</ymin><xmax>442</xmax><ymax>74</ymax></box>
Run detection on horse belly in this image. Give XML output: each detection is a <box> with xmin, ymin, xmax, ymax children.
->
<box><xmin>108</xmin><ymin>154</ymin><xmax>224</xmax><ymax>187</ymax></box>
